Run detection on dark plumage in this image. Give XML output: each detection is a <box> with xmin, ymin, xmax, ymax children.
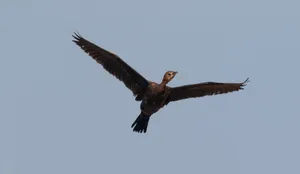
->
<box><xmin>72</xmin><ymin>32</ymin><xmax>148</xmax><ymax>101</ymax></box>
<box><xmin>72</xmin><ymin>32</ymin><xmax>250</xmax><ymax>133</ymax></box>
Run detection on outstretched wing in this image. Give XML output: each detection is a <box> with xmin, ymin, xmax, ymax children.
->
<box><xmin>166</xmin><ymin>78</ymin><xmax>249</xmax><ymax>104</ymax></box>
<box><xmin>72</xmin><ymin>32</ymin><xmax>149</xmax><ymax>97</ymax></box>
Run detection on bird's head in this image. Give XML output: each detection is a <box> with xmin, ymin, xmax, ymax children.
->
<box><xmin>162</xmin><ymin>71</ymin><xmax>178</xmax><ymax>84</ymax></box>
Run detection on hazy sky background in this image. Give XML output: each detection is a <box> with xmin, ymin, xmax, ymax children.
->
<box><xmin>1</xmin><ymin>0</ymin><xmax>300</xmax><ymax>174</ymax></box>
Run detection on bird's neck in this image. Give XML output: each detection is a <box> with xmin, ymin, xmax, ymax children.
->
<box><xmin>160</xmin><ymin>79</ymin><xmax>169</xmax><ymax>86</ymax></box>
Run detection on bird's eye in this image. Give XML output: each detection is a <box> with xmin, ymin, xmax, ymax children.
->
<box><xmin>168</xmin><ymin>73</ymin><xmax>171</xmax><ymax>76</ymax></box>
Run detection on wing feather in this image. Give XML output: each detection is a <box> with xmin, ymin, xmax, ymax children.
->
<box><xmin>72</xmin><ymin>32</ymin><xmax>149</xmax><ymax>96</ymax></box>
<box><xmin>166</xmin><ymin>78</ymin><xmax>249</xmax><ymax>103</ymax></box>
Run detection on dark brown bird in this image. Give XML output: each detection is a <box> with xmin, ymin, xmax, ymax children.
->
<box><xmin>72</xmin><ymin>32</ymin><xmax>249</xmax><ymax>133</ymax></box>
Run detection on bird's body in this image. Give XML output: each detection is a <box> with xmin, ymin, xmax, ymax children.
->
<box><xmin>132</xmin><ymin>79</ymin><xmax>174</xmax><ymax>132</ymax></box>
<box><xmin>72</xmin><ymin>32</ymin><xmax>249</xmax><ymax>133</ymax></box>
<box><xmin>144</xmin><ymin>82</ymin><xmax>169</xmax><ymax>104</ymax></box>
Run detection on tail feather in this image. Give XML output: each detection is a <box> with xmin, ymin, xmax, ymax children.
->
<box><xmin>131</xmin><ymin>112</ymin><xmax>150</xmax><ymax>133</ymax></box>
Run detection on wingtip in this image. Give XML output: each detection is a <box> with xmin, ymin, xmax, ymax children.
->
<box><xmin>72</xmin><ymin>31</ymin><xmax>82</xmax><ymax>42</ymax></box>
<box><xmin>241</xmin><ymin>77</ymin><xmax>250</xmax><ymax>87</ymax></box>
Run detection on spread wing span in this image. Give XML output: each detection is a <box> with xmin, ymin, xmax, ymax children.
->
<box><xmin>166</xmin><ymin>78</ymin><xmax>249</xmax><ymax>103</ymax></box>
<box><xmin>72</xmin><ymin>32</ymin><xmax>149</xmax><ymax>97</ymax></box>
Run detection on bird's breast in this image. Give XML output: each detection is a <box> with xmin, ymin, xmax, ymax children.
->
<box><xmin>143</xmin><ymin>85</ymin><xmax>169</xmax><ymax>106</ymax></box>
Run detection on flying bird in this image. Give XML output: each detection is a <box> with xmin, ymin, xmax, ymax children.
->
<box><xmin>72</xmin><ymin>32</ymin><xmax>249</xmax><ymax>133</ymax></box>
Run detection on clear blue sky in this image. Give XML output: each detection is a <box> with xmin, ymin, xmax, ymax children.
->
<box><xmin>1</xmin><ymin>0</ymin><xmax>299</xmax><ymax>174</ymax></box>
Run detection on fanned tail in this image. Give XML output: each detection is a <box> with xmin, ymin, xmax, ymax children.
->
<box><xmin>131</xmin><ymin>112</ymin><xmax>150</xmax><ymax>133</ymax></box>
